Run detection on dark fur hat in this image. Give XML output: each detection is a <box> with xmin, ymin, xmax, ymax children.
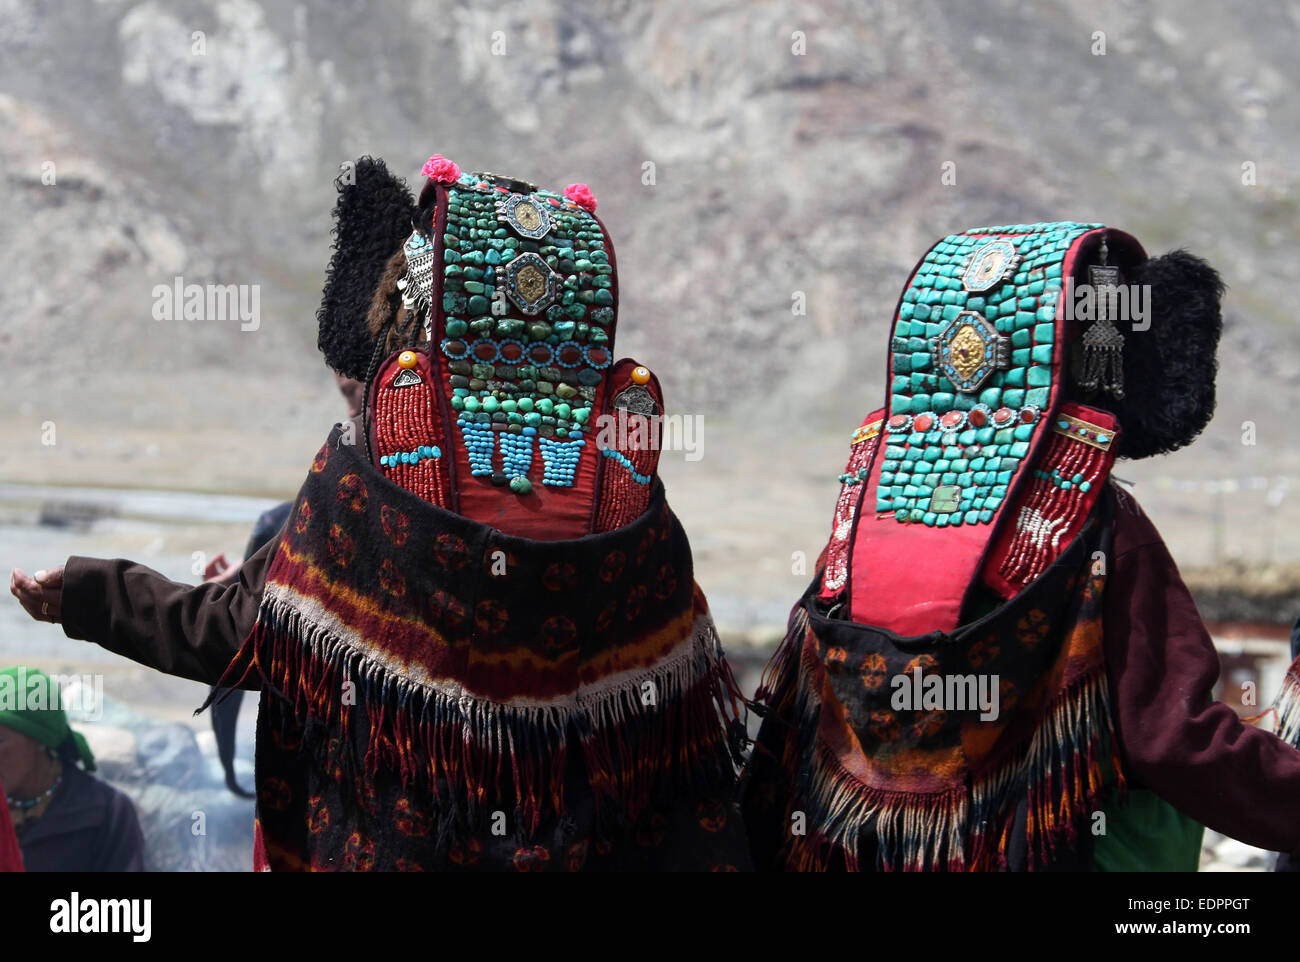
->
<box><xmin>317</xmin><ymin>157</ymin><xmax>416</xmax><ymax>380</ymax></box>
<box><xmin>1073</xmin><ymin>249</ymin><xmax>1225</xmax><ymax>459</ymax></box>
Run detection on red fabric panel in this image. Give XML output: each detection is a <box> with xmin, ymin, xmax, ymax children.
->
<box><xmin>0</xmin><ymin>777</ymin><xmax>24</xmax><ymax>871</ymax></box>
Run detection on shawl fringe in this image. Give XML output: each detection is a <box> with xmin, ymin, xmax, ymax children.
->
<box><xmin>762</xmin><ymin>617</ymin><xmax>1124</xmax><ymax>872</ymax></box>
<box><xmin>1274</xmin><ymin>660</ymin><xmax>1300</xmax><ymax>749</ymax></box>
<box><xmin>220</xmin><ymin>592</ymin><xmax>742</xmax><ymax>839</ymax></box>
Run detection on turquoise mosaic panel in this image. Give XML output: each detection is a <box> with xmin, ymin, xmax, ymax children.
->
<box><xmin>438</xmin><ymin>173</ymin><xmax>614</xmax><ymax>489</ymax></box>
<box><xmin>876</xmin><ymin>221</ymin><xmax>1101</xmax><ymax>527</ymax></box>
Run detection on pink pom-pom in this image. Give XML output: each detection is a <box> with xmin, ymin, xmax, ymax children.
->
<box><xmin>563</xmin><ymin>183</ymin><xmax>597</xmax><ymax>212</ymax></box>
<box><xmin>420</xmin><ymin>154</ymin><xmax>461</xmax><ymax>184</ymax></box>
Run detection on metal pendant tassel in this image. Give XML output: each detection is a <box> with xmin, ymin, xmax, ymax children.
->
<box><xmin>396</xmin><ymin>228</ymin><xmax>437</xmax><ymax>333</ymax></box>
<box><xmin>1072</xmin><ymin>240</ymin><xmax>1126</xmax><ymax>399</ymax></box>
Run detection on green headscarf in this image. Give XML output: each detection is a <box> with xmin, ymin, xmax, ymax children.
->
<box><xmin>0</xmin><ymin>666</ymin><xmax>96</xmax><ymax>772</ymax></box>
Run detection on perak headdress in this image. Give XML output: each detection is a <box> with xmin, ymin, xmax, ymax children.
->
<box><xmin>316</xmin><ymin>155</ymin><xmax>664</xmax><ymax>538</ymax></box>
<box><xmin>817</xmin><ymin>222</ymin><xmax>1224</xmax><ymax>631</ymax></box>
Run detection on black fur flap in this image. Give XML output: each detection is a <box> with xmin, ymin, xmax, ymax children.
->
<box><xmin>317</xmin><ymin>157</ymin><xmax>416</xmax><ymax>380</ymax></box>
<box><xmin>1111</xmin><ymin>250</ymin><xmax>1225</xmax><ymax>459</ymax></box>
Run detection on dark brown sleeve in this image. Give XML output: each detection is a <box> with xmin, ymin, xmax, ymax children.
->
<box><xmin>1105</xmin><ymin>534</ymin><xmax>1300</xmax><ymax>858</ymax></box>
<box><xmin>59</xmin><ymin>536</ymin><xmax>276</xmax><ymax>688</ymax></box>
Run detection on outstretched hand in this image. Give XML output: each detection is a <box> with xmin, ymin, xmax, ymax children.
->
<box><xmin>203</xmin><ymin>552</ymin><xmax>242</xmax><ymax>586</ymax></box>
<box><xmin>10</xmin><ymin>566</ymin><xmax>64</xmax><ymax>624</ymax></box>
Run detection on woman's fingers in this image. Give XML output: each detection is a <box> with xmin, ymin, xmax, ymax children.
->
<box><xmin>10</xmin><ymin>567</ymin><xmax>63</xmax><ymax>623</ymax></box>
<box><xmin>34</xmin><ymin>566</ymin><xmax>64</xmax><ymax>589</ymax></box>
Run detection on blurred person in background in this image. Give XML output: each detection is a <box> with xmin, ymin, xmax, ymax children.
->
<box><xmin>0</xmin><ymin>665</ymin><xmax>144</xmax><ymax>871</ymax></box>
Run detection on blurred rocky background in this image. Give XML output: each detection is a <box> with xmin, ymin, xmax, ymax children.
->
<box><xmin>2</xmin><ymin>0</ymin><xmax>1298</xmax><ymax>870</ymax></box>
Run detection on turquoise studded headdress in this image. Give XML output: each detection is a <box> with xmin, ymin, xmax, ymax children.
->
<box><xmin>879</xmin><ymin>222</ymin><xmax>1111</xmax><ymax>530</ymax></box>
<box><xmin>816</xmin><ymin>222</ymin><xmax>1224</xmax><ymax>633</ymax></box>
<box><xmin>316</xmin><ymin>155</ymin><xmax>667</xmax><ymax>539</ymax></box>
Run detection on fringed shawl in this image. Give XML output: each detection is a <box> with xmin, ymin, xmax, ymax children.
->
<box><xmin>220</xmin><ymin>426</ymin><xmax>749</xmax><ymax>871</ymax></box>
<box><xmin>742</xmin><ymin>492</ymin><xmax>1124</xmax><ymax>871</ymax></box>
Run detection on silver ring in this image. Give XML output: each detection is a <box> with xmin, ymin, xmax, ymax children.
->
<box><xmin>41</xmin><ymin>600</ymin><xmax>49</xmax><ymax>618</ymax></box>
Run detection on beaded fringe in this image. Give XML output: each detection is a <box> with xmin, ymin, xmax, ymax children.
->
<box><xmin>217</xmin><ymin>593</ymin><xmax>743</xmax><ymax>838</ymax></box>
<box><xmin>760</xmin><ymin>615</ymin><xmax>1121</xmax><ymax>872</ymax></box>
<box><xmin>373</xmin><ymin>365</ymin><xmax>450</xmax><ymax>506</ymax></box>
<box><xmin>999</xmin><ymin>429</ymin><xmax>1108</xmax><ymax>586</ymax></box>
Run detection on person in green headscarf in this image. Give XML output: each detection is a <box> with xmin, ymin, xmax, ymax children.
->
<box><xmin>0</xmin><ymin>666</ymin><xmax>143</xmax><ymax>871</ymax></box>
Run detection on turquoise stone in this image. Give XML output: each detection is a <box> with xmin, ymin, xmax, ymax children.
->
<box><xmin>1025</xmin><ymin>388</ymin><xmax>1050</xmax><ymax>408</ymax></box>
<box><xmin>1031</xmin><ymin>344</ymin><xmax>1054</xmax><ymax>364</ymax></box>
<box><xmin>1001</xmin><ymin>389</ymin><xmax>1025</xmax><ymax>407</ymax></box>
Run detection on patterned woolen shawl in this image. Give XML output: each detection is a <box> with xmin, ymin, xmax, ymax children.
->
<box><xmin>742</xmin><ymin>493</ymin><xmax>1123</xmax><ymax>872</ymax></box>
<box><xmin>219</xmin><ymin>425</ymin><xmax>749</xmax><ymax>871</ymax></box>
